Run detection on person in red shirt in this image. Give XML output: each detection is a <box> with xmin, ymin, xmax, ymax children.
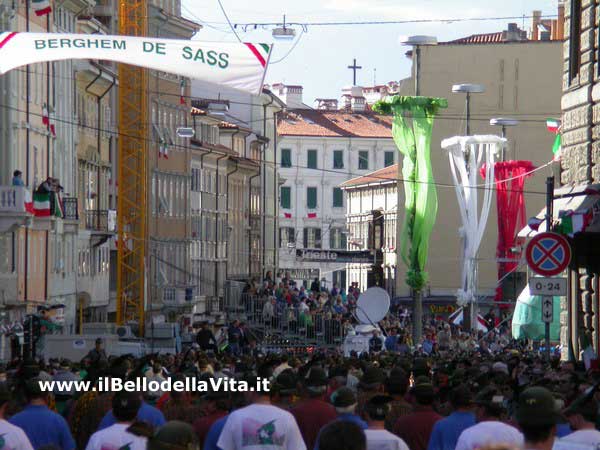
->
<box><xmin>393</xmin><ymin>377</ymin><xmax>442</xmax><ymax>450</ymax></box>
<box><xmin>291</xmin><ymin>367</ymin><xmax>337</xmax><ymax>450</ymax></box>
<box><xmin>192</xmin><ymin>389</ymin><xmax>229</xmax><ymax>447</ymax></box>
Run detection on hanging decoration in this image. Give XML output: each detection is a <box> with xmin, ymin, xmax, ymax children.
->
<box><xmin>482</xmin><ymin>160</ymin><xmax>535</xmax><ymax>302</ymax></box>
<box><xmin>442</xmin><ymin>135</ymin><xmax>505</xmax><ymax>307</ymax></box>
<box><xmin>546</xmin><ymin>118</ymin><xmax>561</xmax><ymax>160</ymax></box>
<box><xmin>373</xmin><ymin>96</ymin><xmax>447</xmax><ymax>290</ymax></box>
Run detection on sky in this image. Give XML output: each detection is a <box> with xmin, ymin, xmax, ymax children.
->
<box><xmin>182</xmin><ymin>0</ymin><xmax>560</xmax><ymax>103</ymax></box>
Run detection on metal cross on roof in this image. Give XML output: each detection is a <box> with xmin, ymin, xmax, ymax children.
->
<box><xmin>347</xmin><ymin>58</ymin><xmax>362</xmax><ymax>86</ymax></box>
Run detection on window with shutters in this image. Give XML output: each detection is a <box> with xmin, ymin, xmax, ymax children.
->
<box><xmin>384</xmin><ymin>151</ymin><xmax>395</xmax><ymax>167</ymax></box>
<box><xmin>281</xmin><ymin>148</ymin><xmax>292</xmax><ymax>168</ymax></box>
<box><xmin>307</xmin><ymin>149</ymin><xmax>318</xmax><ymax>169</ymax></box>
<box><xmin>333</xmin><ymin>150</ymin><xmax>344</xmax><ymax>169</ymax></box>
<box><xmin>569</xmin><ymin>0</ymin><xmax>581</xmax><ymax>83</ymax></box>
<box><xmin>303</xmin><ymin>227</ymin><xmax>321</xmax><ymax>249</ymax></box>
<box><xmin>333</xmin><ymin>188</ymin><xmax>343</xmax><ymax>208</ymax></box>
<box><xmin>306</xmin><ymin>187</ymin><xmax>317</xmax><ymax>209</ymax></box>
<box><xmin>280</xmin><ymin>186</ymin><xmax>291</xmax><ymax>209</ymax></box>
<box><xmin>358</xmin><ymin>151</ymin><xmax>369</xmax><ymax>170</ymax></box>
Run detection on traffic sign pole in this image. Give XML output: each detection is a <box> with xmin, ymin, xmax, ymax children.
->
<box><xmin>544</xmin><ymin>177</ymin><xmax>553</xmax><ymax>361</ymax></box>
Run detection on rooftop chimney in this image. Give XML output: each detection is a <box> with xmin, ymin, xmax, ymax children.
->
<box><xmin>531</xmin><ymin>10</ymin><xmax>542</xmax><ymax>40</ymax></box>
<box><xmin>272</xmin><ymin>83</ymin><xmax>304</xmax><ymax>108</ymax></box>
<box><xmin>555</xmin><ymin>2</ymin><xmax>565</xmax><ymax>40</ymax></box>
<box><xmin>314</xmin><ymin>98</ymin><xmax>339</xmax><ymax>111</ymax></box>
<box><xmin>503</xmin><ymin>23</ymin><xmax>527</xmax><ymax>42</ymax></box>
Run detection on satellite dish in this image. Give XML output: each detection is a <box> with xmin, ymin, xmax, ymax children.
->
<box><xmin>356</xmin><ymin>287</ymin><xmax>390</xmax><ymax>325</ymax></box>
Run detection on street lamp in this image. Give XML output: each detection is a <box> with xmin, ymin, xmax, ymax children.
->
<box><xmin>452</xmin><ymin>84</ymin><xmax>485</xmax><ymax>135</ymax></box>
<box><xmin>399</xmin><ymin>35</ymin><xmax>438</xmax><ymax>96</ymax></box>
<box><xmin>398</xmin><ymin>35</ymin><xmax>437</xmax><ymax>344</ymax></box>
<box><xmin>490</xmin><ymin>118</ymin><xmax>519</xmax><ymax>161</ymax></box>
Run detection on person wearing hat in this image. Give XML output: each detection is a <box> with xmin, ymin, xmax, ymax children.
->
<box><xmin>331</xmin><ymin>387</ymin><xmax>368</xmax><ymax>429</ymax></box>
<box><xmin>455</xmin><ymin>386</ymin><xmax>523</xmax><ymax>450</ymax></box>
<box><xmin>9</xmin><ymin>379</ymin><xmax>75</xmax><ymax>450</ymax></box>
<box><xmin>291</xmin><ymin>367</ymin><xmax>337</xmax><ymax>450</ymax></box>
<box><xmin>0</xmin><ymin>383</ymin><xmax>33</xmax><ymax>450</ymax></box>
<box><xmin>86</xmin><ymin>391</ymin><xmax>147</xmax><ymax>450</ymax></box>
<box><xmin>271</xmin><ymin>369</ymin><xmax>298</xmax><ymax>410</ymax></box>
<box><xmin>51</xmin><ymin>359</ymin><xmax>80</xmax><ymax>415</ymax></box>
<box><xmin>357</xmin><ymin>366</ymin><xmax>386</xmax><ymax>419</ymax></box>
<box><xmin>559</xmin><ymin>386</ymin><xmax>600</xmax><ymax>446</ymax></box>
<box><xmin>384</xmin><ymin>368</ymin><xmax>412</xmax><ymax>432</ymax></box>
<box><xmin>393</xmin><ymin>378</ymin><xmax>441</xmax><ymax>450</ymax></box>
<box><xmin>148</xmin><ymin>420</ymin><xmax>199</xmax><ymax>450</ymax></box>
<box><xmin>515</xmin><ymin>386</ymin><xmax>562</xmax><ymax>450</ymax></box>
<box><xmin>365</xmin><ymin>395</ymin><xmax>409</xmax><ymax>450</ymax></box>
<box><xmin>217</xmin><ymin>364</ymin><xmax>306</xmax><ymax>450</ymax></box>
<box><xmin>427</xmin><ymin>384</ymin><xmax>476</xmax><ymax>450</ymax></box>
<box><xmin>318</xmin><ymin>421</ymin><xmax>366</xmax><ymax>450</ymax></box>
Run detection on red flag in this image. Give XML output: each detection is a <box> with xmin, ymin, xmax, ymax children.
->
<box><xmin>284</xmin><ymin>213</ymin><xmax>292</xmax><ymax>218</ymax></box>
<box><xmin>307</xmin><ymin>212</ymin><xmax>317</xmax><ymax>219</ymax></box>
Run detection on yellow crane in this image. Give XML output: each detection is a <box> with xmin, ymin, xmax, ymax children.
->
<box><xmin>116</xmin><ymin>0</ymin><xmax>147</xmax><ymax>334</ymax></box>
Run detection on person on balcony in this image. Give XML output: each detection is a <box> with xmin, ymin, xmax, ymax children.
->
<box><xmin>12</xmin><ymin>170</ymin><xmax>24</xmax><ymax>186</ymax></box>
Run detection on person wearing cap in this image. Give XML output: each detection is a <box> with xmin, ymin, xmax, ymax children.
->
<box><xmin>393</xmin><ymin>378</ymin><xmax>441</xmax><ymax>450</ymax></box>
<box><xmin>427</xmin><ymin>384</ymin><xmax>476</xmax><ymax>450</ymax></box>
<box><xmin>455</xmin><ymin>387</ymin><xmax>523</xmax><ymax>450</ymax></box>
<box><xmin>0</xmin><ymin>383</ymin><xmax>33</xmax><ymax>450</ymax></box>
<box><xmin>148</xmin><ymin>420</ymin><xmax>199</xmax><ymax>450</ymax></box>
<box><xmin>86</xmin><ymin>391</ymin><xmax>147</xmax><ymax>450</ymax></box>
<box><xmin>364</xmin><ymin>395</ymin><xmax>409</xmax><ymax>450</ymax></box>
<box><xmin>515</xmin><ymin>386</ymin><xmax>562</xmax><ymax>450</ymax></box>
<box><xmin>9</xmin><ymin>379</ymin><xmax>75</xmax><ymax>450</ymax></box>
<box><xmin>291</xmin><ymin>367</ymin><xmax>337</xmax><ymax>450</ymax></box>
<box><xmin>560</xmin><ymin>389</ymin><xmax>600</xmax><ymax>446</ymax></box>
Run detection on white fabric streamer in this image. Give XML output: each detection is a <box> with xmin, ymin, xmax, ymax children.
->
<box><xmin>441</xmin><ymin>136</ymin><xmax>506</xmax><ymax>307</ymax></box>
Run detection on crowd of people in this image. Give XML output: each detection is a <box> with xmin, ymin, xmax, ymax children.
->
<box><xmin>0</xmin><ymin>321</ymin><xmax>595</xmax><ymax>450</ymax></box>
<box><xmin>0</xmin><ymin>274</ymin><xmax>593</xmax><ymax>450</ymax></box>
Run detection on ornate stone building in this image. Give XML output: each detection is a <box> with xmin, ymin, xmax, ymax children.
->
<box><xmin>560</xmin><ymin>0</ymin><xmax>600</xmax><ymax>358</ymax></box>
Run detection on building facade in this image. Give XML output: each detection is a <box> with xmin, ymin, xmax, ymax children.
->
<box><xmin>559</xmin><ymin>0</ymin><xmax>600</xmax><ymax>358</ymax></box>
<box><xmin>275</xmin><ymin>84</ymin><xmax>396</xmax><ymax>288</ymax></box>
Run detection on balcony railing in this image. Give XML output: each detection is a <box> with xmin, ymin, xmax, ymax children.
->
<box><xmin>0</xmin><ymin>186</ymin><xmax>27</xmax><ymax>213</ymax></box>
<box><xmin>84</xmin><ymin>209</ymin><xmax>116</xmax><ymax>232</ymax></box>
<box><xmin>62</xmin><ymin>198</ymin><xmax>78</xmax><ymax>221</ymax></box>
<box><xmin>163</xmin><ymin>286</ymin><xmax>196</xmax><ymax>305</ymax></box>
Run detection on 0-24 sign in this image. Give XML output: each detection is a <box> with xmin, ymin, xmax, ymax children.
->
<box><xmin>529</xmin><ymin>277</ymin><xmax>567</xmax><ymax>296</ymax></box>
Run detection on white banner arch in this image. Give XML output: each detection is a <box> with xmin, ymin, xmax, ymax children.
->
<box><xmin>0</xmin><ymin>32</ymin><xmax>272</xmax><ymax>94</ymax></box>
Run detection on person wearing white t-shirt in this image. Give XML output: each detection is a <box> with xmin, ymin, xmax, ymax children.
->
<box><xmin>217</xmin><ymin>366</ymin><xmax>306</xmax><ymax>450</ymax></box>
<box><xmin>455</xmin><ymin>387</ymin><xmax>523</xmax><ymax>450</ymax></box>
<box><xmin>364</xmin><ymin>395</ymin><xmax>409</xmax><ymax>450</ymax></box>
<box><xmin>561</xmin><ymin>395</ymin><xmax>600</xmax><ymax>447</ymax></box>
<box><xmin>86</xmin><ymin>391</ymin><xmax>147</xmax><ymax>450</ymax></box>
<box><xmin>0</xmin><ymin>384</ymin><xmax>33</xmax><ymax>450</ymax></box>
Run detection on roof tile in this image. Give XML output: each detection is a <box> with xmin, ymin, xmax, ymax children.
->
<box><xmin>341</xmin><ymin>164</ymin><xmax>398</xmax><ymax>187</ymax></box>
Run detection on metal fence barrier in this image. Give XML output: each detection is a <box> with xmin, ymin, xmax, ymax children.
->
<box><xmin>225</xmin><ymin>293</ymin><xmax>347</xmax><ymax>349</ymax></box>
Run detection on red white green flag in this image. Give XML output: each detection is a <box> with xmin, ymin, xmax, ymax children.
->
<box><xmin>180</xmin><ymin>78</ymin><xmax>186</xmax><ymax>105</ymax></box>
<box><xmin>33</xmin><ymin>192</ymin><xmax>51</xmax><ymax>216</ymax></box>
<box><xmin>31</xmin><ymin>0</ymin><xmax>52</xmax><ymax>16</ymax></box>
<box><xmin>546</xmin><ymin>118</ymin><xmax>561</xmax><ymax>160</ymax></box>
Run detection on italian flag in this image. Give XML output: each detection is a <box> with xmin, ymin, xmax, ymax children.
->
<box><xmin>33</xmin><ymin>192</ymin><xmax>51</xmax><ymax>217</ymax></box>
<box><xmin>180</xmin><ymin>78</ymin><xmax>186</xmax><ymax>105</ymax></box>
<box><xmin>547</xmin><ymin>118</ymin><xmax>561</xmax><ymax>160</ymax></box>
<box><xmin>159</xmin><ymin>138</ymin><xmax>169</xmax><ymax>159</ymax></box>
<box><xmin>31</xmin><ymin>0</ymin><xmax>52</xmax><ymax>16</ymax></box>
<box><xmin>244</xmin><ymin>43</ymin><xmax>272</xmax><ymax>68</ymax></box>
<box><xmin>558</xmin><ymin>210</ymin><xmax>592</xmax><ymax>236</ymax></box>
<box><xmin>54</xmin><ymin>195</ymin><xmax>64</xmax><ymax>218</ymax></box>
<box><xmin>42</xmin><ymin>103</ymin><xmax>49</xmax><ymax>126</ymax></box>
<box><xmin>448</xmin><ymin>308</ymin><xmax>488</xmax><ymax>332</ymax></box>
<box><xmin>24</xmin><ymin>190</ymin><xmax>34</xmax><ymax>214</ymax></box>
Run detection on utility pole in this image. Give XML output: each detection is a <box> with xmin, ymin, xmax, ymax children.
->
<box><xmin>544</xmin><ymin>176</ymin><xmax>554</xmax><ymax>361</ymax></box>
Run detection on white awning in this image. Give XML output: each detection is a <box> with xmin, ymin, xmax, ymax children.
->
<box><xmin>518</xmin><ymin>184</ymin><xmax>600</xmax><ymax>238</ymax></box>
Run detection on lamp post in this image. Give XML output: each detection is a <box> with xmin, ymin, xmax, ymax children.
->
<box><xmin>490</xmin><ymin>118</ymin><xmax>519</xmax><ymax>161</ymax></box>
<box><xmin>452</xmin><ymin>84</ymin><xmax>485</xmax><ymax>135</ymax></box>
<box><xmin>397</xmin><ymin>35</ymin><xmax>437</xmax><ymax>344</ymax></box>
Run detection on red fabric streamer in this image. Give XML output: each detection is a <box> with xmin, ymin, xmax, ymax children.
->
<box><xmin>482</xmin><ymin>160</ymin><xmax>535</xmax><ymax>303</ymax></box>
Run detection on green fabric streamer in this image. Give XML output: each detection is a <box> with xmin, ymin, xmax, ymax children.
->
<box><xmin>373</xmin><ymin>96</ymin><xmax>447</xmax><ymax>290</ymax></box>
